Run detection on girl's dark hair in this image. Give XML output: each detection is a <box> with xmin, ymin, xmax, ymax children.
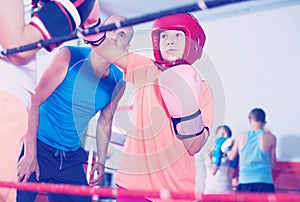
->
<box><xmin>248</xmin><ymin>108</ymin><xmax>266</xmax><ymax>123</ymax></box>
<box><xmin>216</xmin><ymin>125</ymin><xmax>232</xmax><ymax>138</ymax></box>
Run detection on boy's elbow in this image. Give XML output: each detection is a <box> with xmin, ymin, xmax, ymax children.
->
<box><xmin>227</xmin><ymin>152</ymin><xmax>234</xmax><ymax>160</ymax></box>
<box><xmin>227</xmin><ymin>150</ymin><xmax>237</xmax><ymax>161</ymax></box>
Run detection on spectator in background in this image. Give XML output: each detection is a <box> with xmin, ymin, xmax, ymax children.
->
<box><xmin>204</xmin><ymin>125</ymin><xmax>238</xmax><ymax>193</ymax></box>
<box><xmin>227</xmin><ymin>108</ymin><xmax>277</xmax><ymax>193</ymax></box>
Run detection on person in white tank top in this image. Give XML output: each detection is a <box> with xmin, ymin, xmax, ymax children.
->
<box><xmin>0</xmin><ymin>0</ymin><xmax>96</xmax><ymax>201</ymax></box>
<box><xmin>204</xmin><ymin>125</ymin><xmax>238</xmax><ymax>193</ymax></box>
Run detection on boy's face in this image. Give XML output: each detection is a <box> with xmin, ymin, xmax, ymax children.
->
<box><xmin>159</xmin><ymin>30</ymin><xmax>186</xmax><ymax>62</ymax></box>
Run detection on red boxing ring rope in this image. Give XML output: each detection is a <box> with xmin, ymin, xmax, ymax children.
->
<box><xmin>1</xmin><ymin>181</ymin><xmax>300</xmax><ymax>201</ymax></box>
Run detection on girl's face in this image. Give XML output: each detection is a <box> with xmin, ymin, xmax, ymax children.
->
<box><xmin>216</xmin><ymin>128</ymin><xmax>228</xmax><ymax>138</ymax></box>
<box><xmin>159</xmin><ymin>30</ymin><xmax>186</xmax><ymax>62</ymax></box>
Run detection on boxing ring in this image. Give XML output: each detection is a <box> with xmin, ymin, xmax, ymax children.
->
<box><xmin>1</xmin><ymin>104</ymin><xmax>299</xmax><ymax>201</ymax></box>
<box><xmin>1</xmin><ymin>0</ymin><xmax>300</xmax><ymax>201</ymax></box>
<box><xmin>1</xmin><ymin>180</ymin><xmax>300</xmax><ymax>201</ymax></box>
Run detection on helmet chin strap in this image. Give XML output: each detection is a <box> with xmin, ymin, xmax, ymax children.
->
<box><xmin>155</xmin><ymin>58</ymin><xmax>189</xmax><ymax>69</ymax></box>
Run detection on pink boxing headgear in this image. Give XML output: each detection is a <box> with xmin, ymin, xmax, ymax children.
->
<box><xmin>152</xmin><ymin>13</ymin><xmax>206</xmax><ymax>67</ymax></box>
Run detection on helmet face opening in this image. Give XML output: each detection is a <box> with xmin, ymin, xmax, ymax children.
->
<box><xmin>157</xmin><ymin>29</ymin><xmax>187</xmax><ymax>64</ymax></box>
<box><xmin>152</xmin><ymin>13</ymin><xmax>206</xmax><ymax>67</ymax></box>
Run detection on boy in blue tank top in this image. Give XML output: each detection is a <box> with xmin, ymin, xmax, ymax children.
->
<box><xmin>16</xmin><ymin>12</ymin><xmax>134</xmax><ymax>202</ymax></box>
<box><xmin>227</xmin><ymin>108</ymin><xmax>277</xmax><ymax>193</ymax></box>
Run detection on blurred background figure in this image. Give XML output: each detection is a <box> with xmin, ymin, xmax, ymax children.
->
<box><xmin>204</xmin><ymin>125</ymin><xmax>239</xmax><ymax>193</ymax></box>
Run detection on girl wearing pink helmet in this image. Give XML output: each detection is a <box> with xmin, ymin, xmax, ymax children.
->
<box><xmin>95</xmin><ymin>13</ymin><xmax>213</xmax><ymax>201</ymax></box>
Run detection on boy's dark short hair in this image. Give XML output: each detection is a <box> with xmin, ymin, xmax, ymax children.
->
<box><xmin>248</xmin><ymin>108</ymin><xmax>266</xmax><ymax>123</ymax></box>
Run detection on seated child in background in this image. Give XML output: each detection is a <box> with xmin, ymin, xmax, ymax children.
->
<box><xmin>204</xmin><ymin>125</ymin><xmax>239</xmax><ymax>193</ymax></box>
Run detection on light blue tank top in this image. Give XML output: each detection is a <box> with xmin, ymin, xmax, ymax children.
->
<box><xmin>37</xmin><ymin>46</ymin><xmax>125</xmax><ymax>151</ymax></box>
<box><xmin>239</xmin><ymin>129</ymin><xmax>273</xmax><ymax>184</ymax></box>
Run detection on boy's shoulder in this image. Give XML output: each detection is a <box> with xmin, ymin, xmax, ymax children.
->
<box><xmin>263</xmin><ymin>130</ymin><xmax>276</xmax><ymax>140</ymax></box>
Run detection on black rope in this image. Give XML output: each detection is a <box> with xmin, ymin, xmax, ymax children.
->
<box><xmin>1</xmin><ymin>0</ymin><xmax>249</xmax><ymax>56</ymax></box>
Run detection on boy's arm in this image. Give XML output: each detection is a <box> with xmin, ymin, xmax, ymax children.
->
<box><xmin>205</xmin><ymin>152</ymin><xmax>219</xmax><ymax>175</ymax></box>
<box><xmin>209</xmin><ymin>163</ymin><xmax>219</xmax><ymax>175</ymax></box>
<box><xmin>89</xmin><ymin>84</ymin><xmax>126</xmax><ymax>186</ymax></box>
<box><xmin>227</xmin><ymin>136</ymin><xmax>239</xmax><ymax>160</ymax></box>
<box><xmin>269</xmin><ymin>133</ymin><xmax>277</xmax><ymax>169</ymax></box>
<box><xmin>17</xmin><ymin>48</ymin><xmax>70</xmax><ymax>182</ymax></box>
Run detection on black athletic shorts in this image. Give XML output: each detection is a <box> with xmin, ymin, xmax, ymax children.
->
<box><xmin>237</xmin><ymin>183</ymin><xmax>275</xmax><ymax>193</ymax></box>
<box><xmin>17</xmin><ymin>139</ymin><xmax>91</xmax><ymax>202</ymax></box>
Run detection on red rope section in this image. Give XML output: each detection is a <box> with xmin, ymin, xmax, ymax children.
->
<box><xmin>1</xmin><ymin>181</ymin><xmax>300</xmax><ymax>201</ymax></box>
